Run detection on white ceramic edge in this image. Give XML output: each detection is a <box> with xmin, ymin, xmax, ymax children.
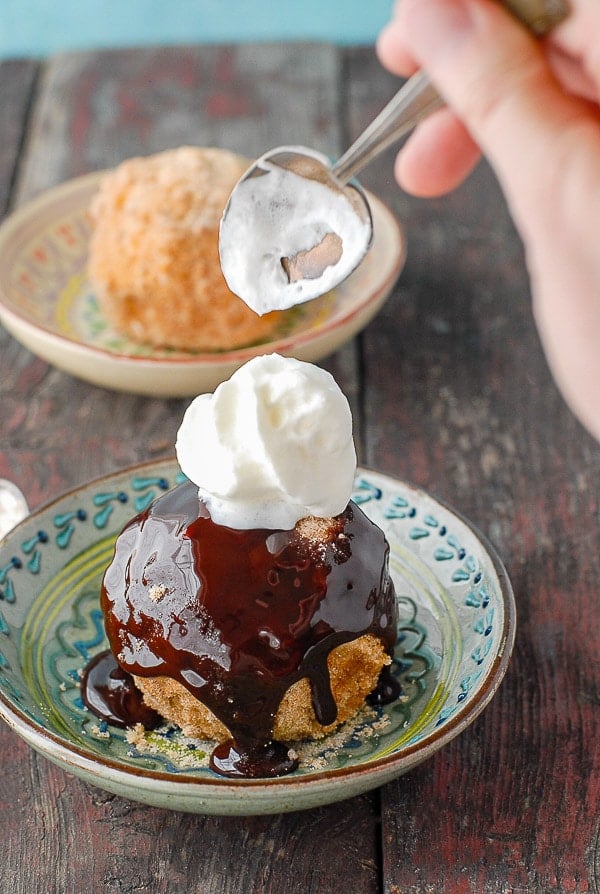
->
<box><xmin>0</xmin><ymin>174</ymin><xmax>405</xmax><ymax>396</ymax></box>
<box><xmin>0</xmin><ymin>461</ymin><xmax>516</xmax><ymax>815</ymax></box>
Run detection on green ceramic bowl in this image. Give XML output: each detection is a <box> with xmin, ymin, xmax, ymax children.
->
<box><xmin>0</xmin><ymin>461</ymin><xmax>515</xmax><ymax>815</ymax></box>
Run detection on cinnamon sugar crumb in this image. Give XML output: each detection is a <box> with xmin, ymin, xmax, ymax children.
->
<box><xmin>125</xmin><ymin>723</ymin><xmax>211</xmax><ymax>768</ymax></box>
<box><xmin>295</xmin><ymin>514</ymin><xmax>343</xmax><ymax>543</ymax></box>
<box><xmin>148</xmin><ymin>584</ymin><xmax>168</xmax><ymax>602</ymax></box>
<box><xmin>91</xmin><ymin>724</ymin><xmax>111</xmax><ymax>740</ymax></box>
<box><xmin>126</xmin><ymin>723</ymin><xmax>151</xmax><ymax>747</ymax></box>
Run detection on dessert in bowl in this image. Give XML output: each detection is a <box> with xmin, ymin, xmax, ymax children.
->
<box><xmin>87</xmin><ymin>146</ymin><xmax>285</xmax><ymax>351</ymax></box>
<box><xmin>85</xmin><ymin>354</ymin><xmax>399</xmax><ymax>777</ymax></box>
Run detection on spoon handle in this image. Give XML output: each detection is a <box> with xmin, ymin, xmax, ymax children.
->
<box><xmin>332</xmin><ymin>71</ymin><xmax>442</xmax><ymax>184</ymax></box>
<box><xmin>331</xmin><ymin>0</ymin><xmax>570</xmax><ymax>185</ymax></box>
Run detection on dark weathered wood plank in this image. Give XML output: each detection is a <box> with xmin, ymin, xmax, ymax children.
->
<box><xmin>5</xmin><ymin>765</ymin><xmax>380</xmax><ymax>894</ymax></box>
<box><xmin>345</xmin><ymin>46</ymin><xmax>600</xmax><ymax>894</ymax></box>
<box><xmin>16</xmin><ymin>43</ymin><xmax>342</xmax><ymax>201</ymax></box>
<box><xmin>0</xmin><ymin>59</ymin><xmax>39</xmax><ymax>217</ymax></box>
<box><xmin>0</xmin><ymin>44</ymin><xmax>377</xmax><ymax>894</ymax></box>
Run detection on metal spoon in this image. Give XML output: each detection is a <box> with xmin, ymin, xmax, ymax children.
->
<box><xmin>218</xmin><ymin>77</ymin><xmax>440</xmax><ymax>314</ymax></box>
<box><xmin>219</xmin><ymin>0</ymin><xmax>569</xmax><ymax>313</ymax></box>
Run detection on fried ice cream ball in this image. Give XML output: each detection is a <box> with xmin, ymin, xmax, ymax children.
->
<box><xmin>87</xmin><ymin>146</ymin><xmax>282</xmax><ymax>351</ymax></box>
<box><xmin>134</xmin><ymin>634</ymin><xmax>390</xmax><ymax>742</ymax></box>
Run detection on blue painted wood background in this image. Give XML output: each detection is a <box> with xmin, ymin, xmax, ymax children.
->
<box><xmin>1</xmin><ymin>0</ymin><xmax>393</xmax><ymax>59</ymax></box>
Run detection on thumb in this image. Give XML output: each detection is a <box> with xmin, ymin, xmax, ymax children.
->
<box><xmin>398</xmin><ymin>0</ymin><xmax>597</xmax><ymax>237</ymax></box>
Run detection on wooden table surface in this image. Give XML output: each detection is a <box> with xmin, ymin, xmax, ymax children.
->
<box><xmin>1</xmin><ymin>44</ymin><xmax>599</xmax><ymax>894</ymax></box>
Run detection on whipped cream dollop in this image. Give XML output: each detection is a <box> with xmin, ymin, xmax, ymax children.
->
<box><xmin>218</xmin><ymin>146</ymin><xmax>372</xmax><ymax>315</ymax></box>
<box><xmin>175</xmin><ymin>354</ymin><xmax>357</xmax><ymax>530</ymax></box>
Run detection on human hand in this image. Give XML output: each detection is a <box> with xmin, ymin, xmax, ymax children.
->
<box><xmin>377</xmin><ymin>0</ymin><xmax>600</xmax><ymax>443</ymax></box>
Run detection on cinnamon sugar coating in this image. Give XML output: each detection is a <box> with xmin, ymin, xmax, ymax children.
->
<box><xmin>134</xmin><ymin>634</ymin><xmax>389</xmax><ymax>742</ymax></box>
<box><xmin>87</xmin><ymin>146</ymin><xmax>283</xmax><ymax>351</ymax></box>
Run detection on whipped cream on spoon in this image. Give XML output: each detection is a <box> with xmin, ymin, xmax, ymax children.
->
<box><xmin>219</xmin><ymin>145</ymin><xmax>374</xmax><ymax>316</ymax></box>
<box><xmin>218</xmin><ymin>77</ymin><xmax>442</xmax><ymax>316</ymax></box>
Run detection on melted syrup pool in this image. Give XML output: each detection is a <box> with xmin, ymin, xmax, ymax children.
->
<box><xmin>81</xmin><ymin>649</ymin><xmax>161</xmax><ymax>729</ymax></box>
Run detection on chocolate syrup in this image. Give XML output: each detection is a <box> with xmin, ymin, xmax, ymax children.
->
<box><xmin>96</xmin><ymin>481</ymin><xmax>398</xmax><ymax>778</ymax></box>
<box><xmin>80</xmin><ymin>649</ymin><xmax>161</xmax><ymax>729</ymax></box>
<box><xmin>368</xmin><ymin>664</ymin><xmax>401</xmax><ymax>706</ymax></box>
<box><xmin>211</xmin><ymin>739</ymin><xmax>298</xmax><ymax>779</ymax></box>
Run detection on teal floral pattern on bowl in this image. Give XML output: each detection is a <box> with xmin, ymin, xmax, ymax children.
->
<box><xmin>0</xmin><ymin>461</ymin><xmax>515</xmax><ymax>815</ymax></box>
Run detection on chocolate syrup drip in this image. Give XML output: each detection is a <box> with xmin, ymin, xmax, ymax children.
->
<box><xmin>211</xmin><ymin>739</ymin><xmax>298</xmax><ymax>779</ymax></box>
<box><xmin>80</xmin><ymin>649</ymin><xmax>161</xmax><ymax>729</ymax></box>
<box><xmin>368</xmin><ymin>664</ymin><xmax>401</xmax><ymax>706</ymax></box>
<box><xmin>98</xmin><ymin>481</ymin><xmax>397</xmax><ymax>778</ymax></box>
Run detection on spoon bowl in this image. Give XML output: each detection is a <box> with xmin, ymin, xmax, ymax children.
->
<box><xmin>219</xmin><ymin>146</ymin><xmax>373</xmax><ymax>316</ymax></box>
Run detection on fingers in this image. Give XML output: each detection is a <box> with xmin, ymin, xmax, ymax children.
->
<box><xmin>544</xmin><ymin>43</ymin><xmax>599</xmax><ymax>103</ymax></box>
<box><xmin>553</xmin><ymin>0</ymin><xmax>600</xmax><ymax>89</ymax></box>
<box><xmin>376</xmin><ymin>20</ymin><xmax>418</xmax><ymax>78</ymax></box>
<box><xmin>394</xmin><ymin>109</ymin><xmax>481</xmax><ymax>196</ymax></box>
<box><xmin>396</xmin><ymin>0</ymin><xmax>600</xmax><ymax>445</ymax></box>
<box><xmin>378</xmin><ymin>0</ymin><xmax>600</xmax><ymax>445</ymax></box>
<box><xmin>396</xmin><ymin>0</ymin><xmax>599</xmax><ymax>233</ymax></box>
<box><xmin>377</xmin><ymin>11</ymin><xmax>480</xmax><ymax>195</ymax></box>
